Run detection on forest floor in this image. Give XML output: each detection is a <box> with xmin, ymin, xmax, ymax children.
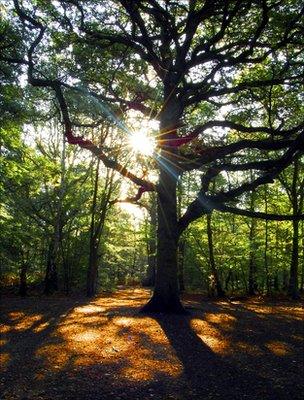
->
<box><xmin>0</xmin><ymin>288</ymin><xmax>303</xmax><ymax>400</ymax></box>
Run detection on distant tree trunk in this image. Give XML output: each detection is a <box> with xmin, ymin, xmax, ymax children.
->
<box><xmin>44</xmin><ymin>127</ymin><xmax>66</xmax><ymax>295</ymax></box>
<box><xmin>61</xmin><ymin>224</ymin><xmax>73</xmax><ymax>295</ymax></box>
<box><xmin>288</xmin><ymin>158</ymin><xmax>301</xmax><ymax>299</ymax></box>
<box><xmin>225</xmin><ymin>269</ymin><xmax>232</xmax><ymax>292</ymax></box>
<box><xmin>288</xmin><ymin>219</ymin><xmax>299</xmax><ymax>298</ymax></box>
<box><xmin>207</xmin><ymin>213</ymin><xmax>225</xmax><ymax>298</ymax></box>
<box><xmin>62</xmin><ymin>256</ymin><xmax>71</xmax><ymax>295</ymax></box>
<box><xmin>273</xmin><ymin>220</ymin><xmax>280</xmax><ymax>292</ymax></box>
<box><xmin>264</xmin><ymin>187</ymin><xmax>271</xmax><ymax>295</ymax></box>
<box><xmin>301</xmin><ymin>222</ymin><xmax>304</xmax><ymax>293</ymax></box>
<box><xmin>130</xmin><ymin>228</ymin><xmax>139</xmax><ymax>283</ymax></box>
<box><xmin>19</xmin><ymin>259</ymin><xmax>28</xmax><ymax>297</ymax></box>
<box><xmin>0</xmin><ymin>260</ymin><xmax>2</xmax><ymax>299</ymax></box>
<box><xmin>248</xmin><ymin>190</ymin><xmax>258</xmax><ymax>295</ymax></box>
<box><xmin>282</xmin><ymin>269</ymin><xmax>289</xmax><ymax>291</ymax></box>
<box><xmin>44</xmin><ymin>241</ymin><xmax>58</xmax><ymax>294</ymax></box>
<box><xmin>87</xmin><ymin>159</ymin><xmax>100</xmax><ymax>297</ymax></box>
<box><xmin>87</xmin><ymin>155</ymin><xmax>114</xmax><ymax>297</ymax></box>
<box><xmin>278</xmin><ymin>157</ymin><xmax>303</xmax><ymax>298</ymax></box>
<box><xmin>87</xmin><ymin>243</ymin><xmax>99</xmax><ymax>296</ymax></box>
<box><xmin>240</xmin><ymin>262</ymin><xmax>248</xmax><ymax>293</ymax></box>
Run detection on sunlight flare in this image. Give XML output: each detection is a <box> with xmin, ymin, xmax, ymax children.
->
<box><xmin>128</xmin><ymin>129</ymin><xmax>156</xmax><ymax>156</ymax></box>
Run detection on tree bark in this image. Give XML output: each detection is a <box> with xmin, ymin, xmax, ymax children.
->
<box><xmin>87</xmin><ymin>159</ymin><xmax>100</xmax><ymax>297</ymax></box>
<box><xmin>301</xmin><ymin>222</ymin><xmax>304</xmax><ymax>293</ymax></box>
<box><xmin>44</xmin><ymin>241</ymin><xmax>58</xmax><ymax>294</ymax></box>
<box><xmin>178</xmin><ymin>239</ymin><xmax>186</xmax><ymax>293</ymax></box>
<box><xmin>288</xmin><ymin>158</ymin><xmax>301</xmax><ymax>299</ymax></box>
<box><xmin>206</xmin><ymin>213</ymin><xmax>225</xmax><ymax>297</ymax></box>
<box><xmin>264</xmin><ymin>187</ymin><xmax>271</xmax><ymax>295</ymax></box>
<box><xmin>248</xmin><ymin>190</ymin><xmax>258</xmax><ymax>295</ymax></box>
<box><xmin>87</xmin><ymin>152</ymin><xmax>114</xmax><ymax>297</ymax></box>
<box><xmin>177</xmin><ymin>179</ymin><xmax>185</xmax><ymax>292</ymax></box>
<box><xmin>288</xmin><ymin>219</ymin><xmax>299</xmax><ymax>298</ymax></box>
<box><xmin>19</xmin><ymin>260</ymin><xmax>28</xmax><ymax>297</ymax></box>
<box><xmin>142</xmin><ymin>195</ymin><xmax>157</xmax><ymax>287</ymax></box>
<box><xmin>87</xmin><ymin>244</ymin><xmax>99</xmax><ymax>296</ymax></box>
<box><xmin>142</xmin><ymin>96</ymin><xmax>186</xmax><ymax>313</ymax></box>
<box><xmin>62</xmin><ymin>256</ymin><xmax>71</xmax><ymax>295</ymax></box>
<box><xmin>44</xmin><ymin>125</ymin><xmax>65</xmax><ymax>295</ymax></box>
<box><xmin>142</xmin><ymin>166</ymin><xmax>185</xmax><ymax>313</ymax></box>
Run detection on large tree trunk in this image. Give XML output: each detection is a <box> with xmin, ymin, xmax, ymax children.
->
<box><xmin>142</xmin><ymin>259</ymin><xmax>156</xmax><ymax>287</ymax></box>
<box><xmin>178</xmin><ymin>239</ymin><xmax>186</xmax><ymax>293</ymax></box>
<box><xmin>142</xmin><ymin>167</ymin><xmax>185</xmax><ymax>313</ymax></box>
<box><xmin>177</xmin><ymin>179</ymin><xmax>185</xmax><ymax>292</ymax></box>
<box><xmin>142</xmin><ymin>96</ymin><xmax>185</xmax><ymax>313</ymax></box>
<box><xmin>142</xmin><ymin>195</ymin><xmax>157</xmax><ymax>287</ymax></box>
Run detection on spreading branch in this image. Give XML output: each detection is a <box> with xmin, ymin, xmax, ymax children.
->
<box><xmin>12</xmin><ymin>0</ymin><xmax>155</xmax><ymax>195</ymax></box>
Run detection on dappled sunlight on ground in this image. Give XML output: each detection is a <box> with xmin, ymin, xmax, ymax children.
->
<box><xmin>52</xmin><ymin>290</ymin><xmax>183</xmax><ymax>382</ymax></box>
<box><xmin>0</xmin><ymin>289</ymin><xmax>303</xmax><ymax>399</ymax></box>
<box><xmin>6</xmin><ymin>312</ymin><xmax>44</xmax><ymax>332</ymax></box>
<box><xmin>0</xmin><ymin>352</ymin><xmax>10</xmax><ymax>369</ymax></box>
<box><xmin>265</xmin><ymin>341</ymin><xmax>292</xmax><ymax>356</ymax></box>
<box><xmin>242</xmin><ymin>302</ymin><xmax>303</xmax><ymax>320</ymax></box>
<box><xmin>190</xmin><ymin>317</ymin><xmax>231</xmax><ymax>354</ymax></box>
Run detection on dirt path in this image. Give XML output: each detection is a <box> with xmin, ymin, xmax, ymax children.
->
<box><xmin>1</xmin><ymin>288</ymin><xmax>303</xmax><ymax>400</ymax></box>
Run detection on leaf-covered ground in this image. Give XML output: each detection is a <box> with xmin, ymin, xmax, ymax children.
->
<box><xmin>1</xmin><ymin>288</ymin><xmax>303</xmax><ymax>400</ymax></box>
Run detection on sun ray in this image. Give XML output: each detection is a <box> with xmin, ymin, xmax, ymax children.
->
<box><xmin>155</xmin><ymin>154</ymin><xmax>180</xmax><ymax>179</ymax></box>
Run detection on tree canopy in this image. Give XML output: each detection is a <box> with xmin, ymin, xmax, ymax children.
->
<box><xmin>1</xmin><ymin>0</ymin><xmax>303</xmax><ymax>310</ymax></box>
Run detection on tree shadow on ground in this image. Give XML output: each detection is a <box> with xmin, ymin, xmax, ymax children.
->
<box><xmin>0</xmin><ymin>289</ymin><xmax>303</xmax><ymax>400</ymax></box>
<box><xmin>0</xmin><ymin>296</ymin><xmax>92</xmax><ymax>399</ymax></box>
<box><xmin>152</xmin><ymin>310</ymin><xmax>302</xmax><ymax>400</ymax></box>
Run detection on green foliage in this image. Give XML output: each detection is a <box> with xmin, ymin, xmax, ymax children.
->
<box><xmin>1</xmin><ymin>0</ymin><xmax>303</xmax><ymax>298</ymax></box>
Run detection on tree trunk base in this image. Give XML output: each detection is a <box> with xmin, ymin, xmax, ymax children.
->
<box><xmin>217</xmin><ymin>291</ymin><xmax>226</xmax><ymax>299</ymax></box>
<box><xmin>288</xmin><ymin>290</ymin><xmax>300</xmax><ymax>300</ymax></box>
<box><xmin>19</xmin><ymin>286</ymin><xmax>27</xmax><ymax>297</ymax></box>
<box><xmin>140</xmin><ymin>293</ymin><xmax>188</xmax><ymax>314</ymax></box>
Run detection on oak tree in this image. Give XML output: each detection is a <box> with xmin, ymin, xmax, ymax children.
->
<box><xmin>3</xmin><ymin>0</ymin><xmax>304</xmax><ymax>311</ymax></box>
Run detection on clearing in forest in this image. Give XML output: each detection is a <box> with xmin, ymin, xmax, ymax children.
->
<box><xmin>0</xmin><ymin>288</ymin><xmax>303</xmax><ymax>400</ymax></box>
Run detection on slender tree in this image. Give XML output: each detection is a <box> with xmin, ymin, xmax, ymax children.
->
<box><xmin>206</xmin><ymin>213</ymin><xmax>225</xmax><ymax>297</ymax></box>
<box><xmin>248</xmin><ymin>190</ymin><xmax>258</xmax><ymax>295</ymax></box>
<box><xmin>279</xmin><ymin>157</ymin><xmax>304</xmax><ymax>298</ymax></box>
<box><xmin>87</xmin><ymin>159</ymin><xmax>116</xmax><ymax>296</ymax></box>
